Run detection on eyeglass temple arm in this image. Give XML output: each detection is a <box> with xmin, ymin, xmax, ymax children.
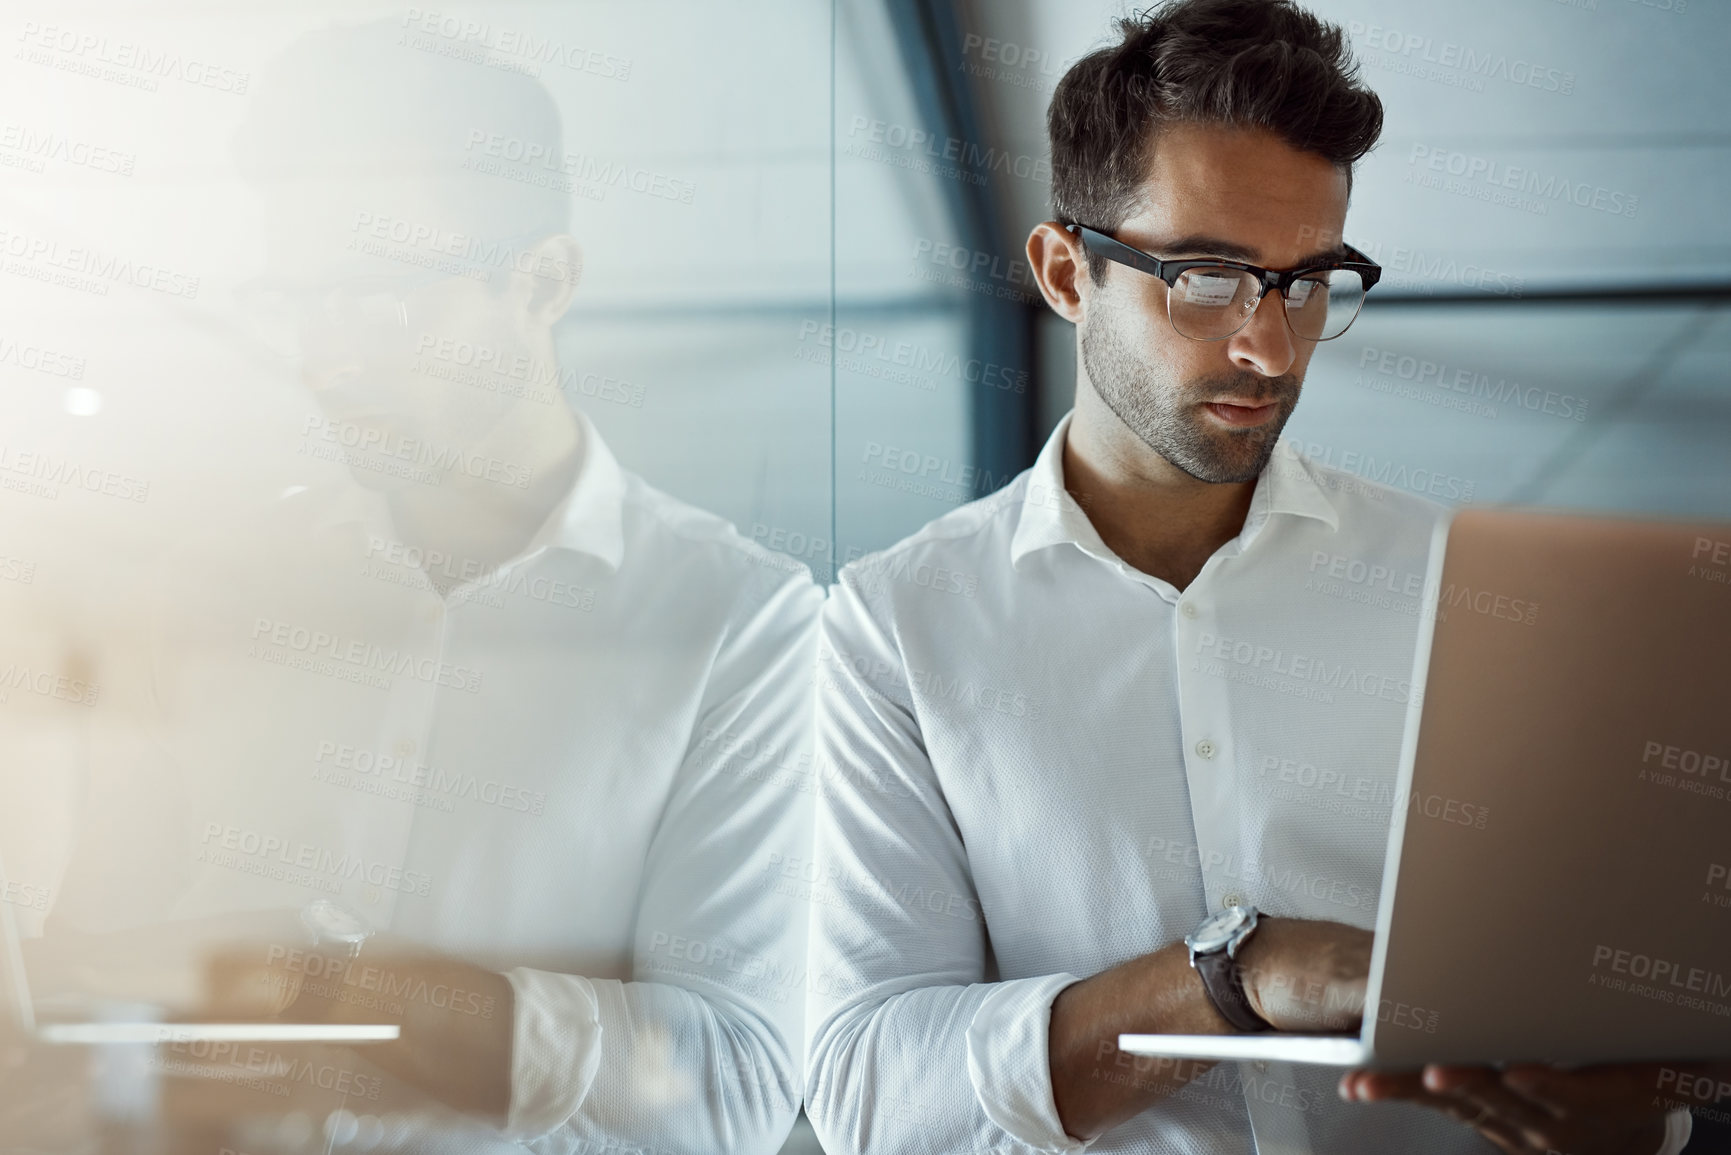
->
<box><xmin>1067</xmin><ymin>224</ymin><xmax>1170</xmax><ymax>281</ymax></box>
<box><xmin>1340</xmin><ymin>243</ymin><xmax>1382</xmax><ymax>290</ymax></box>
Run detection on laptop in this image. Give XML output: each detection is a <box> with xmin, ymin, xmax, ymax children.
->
<box><xmin>0</xmin><ymin>853</ymin><xmax>397</xmax><ymax>1046</ymax></box>
<box><xmin>1122</xmin><ymin>508</ymin><xmax>1731</xmax><ymax>1068</ymax></box>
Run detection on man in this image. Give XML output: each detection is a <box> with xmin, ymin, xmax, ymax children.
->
<box><xmin>13</xmin><ymin>19</ymin><xmax>818</xmax><ymax>1154</ymax></box>
<box><xmin>804</xmin><ymin>2</ymin><xmax>1708</xmax><ymax>1153</ymax></box>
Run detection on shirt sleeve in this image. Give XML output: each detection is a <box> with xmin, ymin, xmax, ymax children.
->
<box><xmin>504</xmin><ymin>566</ymin><xmax>822</xmax><ymax>1154</ymax></box>
<box><xmin>804</xmin><ymin>572</ymin><xmax>1088</xmax><ymax>1155</ymax></box>
<box><xmin>500</xmin><ymin>967</ymin><xmax>603</xmax><ymax>1140</ymax></box>
<box><xmin>1655</xmin><ymin>1108</ymin><xmax>1692</xmax><ymax>1155</ymax></box>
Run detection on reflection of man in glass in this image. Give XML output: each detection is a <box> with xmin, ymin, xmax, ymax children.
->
<box><xmin>234</xmin><ymin>29</ymin><xmax>587</xmax><ymax>583</ymax></box>
<box><xmin>29</xmin><ymin>19</ymin><xmax>817</xmax><ymax>1154</ymax></box>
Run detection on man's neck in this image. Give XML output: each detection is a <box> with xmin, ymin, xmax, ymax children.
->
<box><xmin>1062</xmin><ymin>392</ymin><xmax>1257</xmax><ymax>592</ymax></box>
<box><xmin>384</xmin><ymin>403</ymin><xmax>585</xmax><ymax>596</ymax></box>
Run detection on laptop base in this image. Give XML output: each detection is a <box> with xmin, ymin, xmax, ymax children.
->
<box><xmin>1118</xmin><ymin>1033</ymin><xmax>1370</xmax><ymax>1066</ymax></box>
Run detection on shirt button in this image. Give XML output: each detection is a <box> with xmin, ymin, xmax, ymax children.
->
<box><xmin>1255</xmin><ymin>1060</ymin><xmax>1269</xmax><ymax>1073</ymax></box>
<box><xmin>395</xmin><ymin>739</ymin><xmax>416</xmax><ymax>757</ymax></box>
<box><xmin>1180</xmin><ymin>601</ymin><xmax>1198</xmax><ymax>619</ymax></box>
<box><xmin>1222</xmin><ymin>893</ymin><xmax>1243</xmax><ymax>910</ymax></box>
<box><xmin>1195</xmin><ymin>739</ymin><xmax>1216</xmax><ymax>759</ymax></box>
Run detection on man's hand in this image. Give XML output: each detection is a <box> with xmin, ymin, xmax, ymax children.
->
<box><xmin>1048</xmin><ymin>917</ymin><xmax>1372</xmax><ymax>1141</ymax></box>
<box><xmin>1236</xmin><ymin>917</ymin><xmax>1373</xmax><ymax>1032</ymax></box>
<box><xmin>1338</xmin><ymin>1062</ymin><xmax>1719</xmax><ymax>1154</ymax></box>
<box><xmin>24</xmin><ymin>910</ymin><xmax>310</xmax><ymax>1009</ymax></box>
<box><xmin>252</xmin><ymin>942</ymin><xmax>515</xmax><ymax>1122</ymax></box>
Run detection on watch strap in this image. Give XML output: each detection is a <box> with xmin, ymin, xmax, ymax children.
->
<box><xmin>1194</xmin><ymin>948</ymin><xmax>1271</xmax><ymax>1032</ymax></box>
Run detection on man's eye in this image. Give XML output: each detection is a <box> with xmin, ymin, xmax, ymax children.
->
<box><xmin>340</xmin><ymin>292</ymin><xmax>409</xmax><ymax>327</ymax></box>
<box><xmin>1179</xmin><ymin>272</ymin><xmax>1242</xmax><ymax>307</ymax></box>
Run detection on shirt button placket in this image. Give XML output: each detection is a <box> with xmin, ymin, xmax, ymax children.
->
<box><xmin>1176</xmin><ymin>587</ymin><xmax>1238</xmax><ymax>919</ymax></box>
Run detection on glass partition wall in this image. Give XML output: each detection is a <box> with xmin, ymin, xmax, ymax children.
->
<box><xmin>0</xmin><ymin>3</ymin><xmax>834</xmax><ymax>1152</ymax></box>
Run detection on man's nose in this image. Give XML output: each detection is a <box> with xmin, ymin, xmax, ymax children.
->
<box><xmin>301</xmin><ymin>362</ymin><xmax>363</xmax><ymax>396</ymax></box>
<box><xmin>296</xmin><ymin>318</ymin><xmax>376</xmax><ymax>387</ymax></box>
<box><xmin>1227</xmin><ymin>291</ymin><xmax>1297</xmax><ymax>378</ymax></box>
<box><xmin>298</xmin><ymin>331</ymin><xmax>365</xmax><ymax>394</ymax></box>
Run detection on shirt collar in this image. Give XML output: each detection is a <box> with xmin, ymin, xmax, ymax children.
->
<box><xmin>1256</xmin><ymin>437</ymin><xmax>1340</xmax><ymax>535</ymax></box>
<box><xmin>527</xmin><ymin>408</ymin><xmax>626</xmax><ymax>570</ymax></box>
<box><xmin>1009</xmin><ymin>412</ymin><xmax>1115</xmax><ymax>568</ymax></box>
<box><xmin>305</xmin><ymin>407</ymin><xmax>627</xmax><ymax>572</ymax></box>
<box><xmin>1009</xmin><ymin>411</ymin><xmax>1338</xmax><ymax>570</ymax></box>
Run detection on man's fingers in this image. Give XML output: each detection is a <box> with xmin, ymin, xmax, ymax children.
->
<box><xmin>1494</xmin><ymin>1065</ymin><xmax>1575</xmax><ymax>1118</ymax></box>
<box><xmin>1347</xmin><ymin>1063</ymin><xmax>1682</xmax><ymax>1154</ymax></box>
<box><xmin>1501</xmin><ymin>1062</ymin><xmax>1680</xmax><ymax>1118</ymax></box>
<box><xmin>1344</xmin><ymin>1074</ymin><xmax>1535</xmax><ymax>1148</ymax></box>
<box><xmin>1428</xmin><ymin>1067</ymin><xmax>1562</xmax><ymax>1141</ymax></box>
<box><xmin>1421</xmin><ymin>1064</ymin><xmax>1494</xmax><ymax>1093</ymax></box>
<box><xmin>1339</xmin><ymin>1068</ymin><xmax>1425</xmax><ymax>1101</ymax></box>
<box><xmin>1477</xmin><ymin>1120</ymin><xmax>1528</xmax><ymax>1155</ymax></box>
<box><xmin>203</xmin><ymin>953</ymin><xmax>303</xmax><ymax>1017</ymax></box>
<box><xmin>1350</xmin><ymin>1065</ymin><xmax>1571</xmax><ymax>1151</ymax></box>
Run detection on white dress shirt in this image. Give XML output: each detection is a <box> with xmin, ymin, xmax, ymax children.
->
<box><xmin>804</xmin><ymin>413</ymin><xmax>1691</xmax><ymax>1155</ymax></box>
<box><xmin>49</xmin><ymin>413</ymin><xmax>821</xmax><ymax>1154</ymax></box>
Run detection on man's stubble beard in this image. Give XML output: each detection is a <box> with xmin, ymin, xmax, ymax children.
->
<box><xmin>1079</xmin><ymin>300</ymin><xmax>1302</xmax><ymax>485</ymax></box>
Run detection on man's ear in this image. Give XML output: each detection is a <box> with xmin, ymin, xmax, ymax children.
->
<box><xmin>1027</xmin><ymin>221</ymin><xmax>1091</xmax><ymax>325</ymax></box>
<box><xmin>513</xmin><ymin>234</ymin><xmax>583</xmax><ymax>327</ymax></box>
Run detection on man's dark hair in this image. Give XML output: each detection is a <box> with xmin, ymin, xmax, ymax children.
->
<box><xmin>1049</xmin><ymin>0</ymin><xmax>1382</xmax><ymax>278</ymax></box>
<box><xmin>235</xmin><ymin>19</ymin><xmax>571</xmax><ymax>246</ymax></box>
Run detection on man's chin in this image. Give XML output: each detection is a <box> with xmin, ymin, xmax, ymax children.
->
<box><xmin>1169</xmin><ymin>426</ymin><xmax>1283</xmax><ymax>485</ymax></box>
<box><xmin>341</xmin><ymin>461</ymin><xmax>426</xmax><ymax>495</ymax></box>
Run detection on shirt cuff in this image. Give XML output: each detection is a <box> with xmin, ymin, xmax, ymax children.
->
<box><xmin>499</xmin><ymin>967</ymin><xmax>604</xmax><ymax>1141</ymax></box>
<box><xmin>965</xmin><ymin>973</ymin><xmax>1090</xmax><ymax>1153</ymax></box>
<box><xmin>1655</xmin><ymin>1107</ymin><xmax>1692</xmax><ymax>1155</ymax></box>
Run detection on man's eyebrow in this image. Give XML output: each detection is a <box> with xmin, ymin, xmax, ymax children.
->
<box><xmin>1150</xmin><ymin>234</ymin><xmax>1351</xmax><ymax>267</ymax></box>
<box><xmin>1148</xmin><ymin>234</ymin><xmax>1261</xmax><ymax>261</ymax></box>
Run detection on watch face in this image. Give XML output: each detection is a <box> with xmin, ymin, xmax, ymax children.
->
<box><xmin>1189</xmin><ymin>905</ymin><xmax>1251</xmax><ymax>953</ymax></box>
<box><xmin>1190</xmin><ymin>907</ymin><xmax>1260</xmax><ymax>955</ymax></box>
<box><xmin>301</xmin><ymin>899</ymin><xmax>371</xmax><ymax>945</ymax></box>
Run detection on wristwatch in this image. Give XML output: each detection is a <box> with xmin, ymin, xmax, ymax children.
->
<box><xmin>300</xmin><ymin>899</ymin><xmax>374</xmax><ymax>962</ymax></box>
<box><xmin>1185</xmin><ymin>903</ymin><xmax>1273</xmax><ymax>1032</ymax></box>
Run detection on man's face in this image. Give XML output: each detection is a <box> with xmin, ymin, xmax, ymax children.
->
<box><xmin>1079</xmin><ymin>122</ymin><xmax>1350</xmax><ymax>483</ymax></box>
<box><xmin>253</xmin><ymin>180</ymin><xmax>564</xmax><ymax>494</ymax></box>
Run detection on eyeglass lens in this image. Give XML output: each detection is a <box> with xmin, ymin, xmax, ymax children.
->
<box><xmin>1167</xmin><ymin>267</ymin><xmax>1366</xmax><ymax>342</ymax></box>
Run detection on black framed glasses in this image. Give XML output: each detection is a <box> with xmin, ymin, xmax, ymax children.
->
<box><xmin>1066</xmin><ymin>224</ymin><xmax>1382</xmax><ymax>342</ymax></box>
<box><xmin>235</xmin><ymin>275</ymin><xmax>433</xmax><ymax>358</ymax></box>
